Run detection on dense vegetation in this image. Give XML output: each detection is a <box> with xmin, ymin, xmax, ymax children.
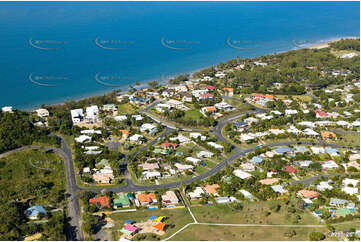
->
<box><xmin>330</xmin><ymin>38</ymin><xmax>360</xmax><ymax>51</ymax></box>
<box><xmin>0</xmin><ymin>111</ymin><xmax>59</xmax><ymax>153</ymax></box>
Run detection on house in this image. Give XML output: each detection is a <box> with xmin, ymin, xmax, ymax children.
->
<box><xmin>294</xmin><ymin>146</ymin><xmax>309</xmax><ymax>154</ymax></box>
<box><xmin>75</xmin><ymin>135</ymin><xmax>92</xmax><ymax>143</ymax></box>
<box><xmin>85</xmin><ymin>105</ymin><xmax>99</xmax><ymax>122</ymax></box>
<box><xmin>329</xmin><ymin>198</ymin><xmax>348</xmax><ymax>207</ymax></box>
<box><xmin>223</xmin><ymin>88</ymin><xmax>234</xmax><ymax>97</ymax></box>
<box><xmin>241</xmin><ymin>162</ymin><xmax>255</xmax><ymax>172</ymax></box>
<box><xmin>190</xmin><ymin>132</ymin><xmax>207</xmax><ymax>141</ymax></box>
<box><xmin>136</xmin><ymin>193</ymin><xmax>157</xmax><ymax>206</ymax></box>
<box><xmin>132</xmin><ymin>114</ymin><xmax>143</xmax><ymax>121</ymax></box>
<box><xmin>259</xmin><ymin>178</ymin><xmax>279</xmax><ymax>185</ymax></box>
<box><xmin>239</xmin><ymin>190</ymin><xmax>254</xmax><ymax>200</ymax></box>
<box><xmin>188</xmin><ymin>187</ymin><xmax>205</xmax><ymax>199</ymax></box>
<box><xmin>342</xmin><ymin>178</ymin><xmax>359</xmax><ymax>187</ymax></box>
<box><xmin>325</xmin><ymin>147</ymin><xmax>340</xmax><ymax>156</ymax></box>
<box><xmin>197</xmin><ymin>151</ymin><xmax>214</xmax><ymax>158</ymax></box>
<box><xmin>1</xmin><ymin>106</ymin><xmax>13</xmax><ymax>113</ymax></box>
<box><xmin>342</xmin><ymin>187</ymin><xmax>358</xmax><ymax>195</ymax></box>
<box><xmin>285</xmin><ymin>109</ymin><xmax>298</xmax><ymax>115</ymax></box>
<box><xmin>199</xmin><ymin>93</ymin><xmax>214</xmax><ymax>101</ymax></box>
<box><xmin>35</xmin><ymin>108</ymin><xmax>49</xmax><ymax>118</ymax></box>
<box><xmin>89</xmin><ymin>196</ymin><xmax>110</xmax><ymax>208</ymax></box>
<box><xmin>244</xmin><ymin>117</ymin><xmax>259</xmax><ymax>125</ymax></box>
<box><xmin>201</xmin><ymin>106</ymin><xmax>217</xmax><ymax>114</ymax></box>
<box><xmin>336</xmin><ymin>208</ymin><xmax>353</xmax><ymax>217</ymax></box>
<box><xmin>204</xmin><ymin>184</ymin><xmax>220</xmax><ymax>196</ymax></box>
<box><xmin>207</xmin><ymin>142</ymin><xmax>223</xmax><ymax>150</ymax></box>
<box><xmin>140</xmin><ymin>123</ymin><xmax>157</xmax><ymax>133</ymax></box>
<box><xmin>169</xmin><ymin>134</ymin><xmax>191</xmax><ymax>145</ymax></box>
<box><xmin>205</xmin><ymin>85</ymin><xmax>216</xmax><ymax>90</ymax></box>
<box><xmin>174</xmin><ymin>163</ymin><xmax>193</xmax><ymax>171</ymax></box>
<box><xmin>103</xmin><ymin>104</ymin><xmax>117</xmax><ymax>112</ymax></box>
<box><xmin>140</xmin><ymin>163</ymin><xmax>159</xmax><ymax>171</ymax></box>
<box><xmin>297</xmin><ymin>190</ymin><xmax>319</xmax><ymax>199</ymax></box>
<box><xmin>114</xmin><ymin>194</ymin><xmax>131</xmax><ymax>208</ymax></box>
<box><xmin>317</xmin><ymin>181</ymin><xmax>333</xmax><ymax>191</ymax></box>
<box><xmin>271</xmin><ymin>185</ymin><xmax>288</xmax><ymax>194</ymax></box>
<box><xmin>215</xmin><ymin>71</ymin><xmax>226</xmax><ymax>78</ymax></box>
<box><xmin>71</xmin><ymin>108</ymin><xmax>84</xmax><ymax>123</ymax></box>
<box><xmin>251</xmin><ymin>156</ymin><xmax>263</xmax><ymax>164</ymax></box>
<box><xmin>161</xmin><ymin>191</ymin><xmax>179</xmax><ymax>205</ymax></box>
<box><xmin>81</xmin><ymin>129</ymin><xmax>102</xmax><ymax>135</ymax></box>
<box><xmin>298</xmin><ymin>121</ymin><xmax>316</xmax><ymax>128</ymax></box>
<box><xmin>322</xmin><ymin>160</ymin><xmax>338</xmax><ymax>169</ymax></box>
<box><xmin>114</xmin><ymin>115</ymin><xmax>128</xmax><ymax>121</ymax></box>
<box><xmin>153</xmin><ymin>148</ymin><xmax>170</xmax><ymax>155</ymax></box>
<box><xmin>284</xmin><ymin>165</ymin><xmax>299</xmax><ymax>173</ymax></box>
<box><xmin>233</xmin><ymin>169</ymin><xmax>252</xmax><ymax>179</ymax></box>
<box><xmin>311</xmin><ymin>147</ymin><xmax>325</xmax><ymax>154</ymax></box>
<box><xmin>161</xmin><ymin>142</ymin><xmax>178</xmax><ymax>149</ymax></box>
<box><xmin>180</xmin><ymin>92</ymin><xmax>193</xmax><ymax>102</ymax></box>
<box><xmin>321</xmin><ymin>131</ymin><xmax>337</xmax><ymax>140</ymax></box>
<box><xmin>26</xmin><ymin>206</ymin><xmax>46</xmax><ymax>220</ymax></box>
<box><xmin>142</xmin><ymin>171</ymin><xmax>161</xmax><ymax>179</ymax></box>
<box><xmin>315</xmin><ymin>109</ymin><xmax>329</xmax><ymax>118</ymax></box>
<box><xmin>216</xmin><ymin>197</ymin><xmax>231</xmax><ymax>204</ymax></box>
<box><xmin>192</xmin><ymin>89</ymin><xmax>208</xmax><ymax>98</ymax></box>
<box><xmin>287</xmin><ymin>125</ymin><xmax>302</xmax><ymax>135</ymax></box>
<box><xmin>274</xmin><ymin>147</ymin><xmax>292</xmax><ymax>155</ymax></box>
<box><xmin>185</xmin><ymin>157</ymin><xmax>201</xmax><ymax>165</ymax></box>
<box><xmin>349</xmin><ymin>153</ymin><xmax>360</xmax><ymax>162</ymax></box>
<box><xmin>93</xmin><ymin>166</ymin><xmax>114</xmax><ymax>183</ymax></box>
<box><xmin>303</xmin><ymin>128</ymin><xmax>319</xmax><ymax>136</ymax></box>
<box><xmin>240</xmin><ymin>134</ymin><xmax>255</xmax><ymax>142</ymax></box>
<box><xmin>120</xmin><ymin>129</ymin><xmax>130</xmax><ymax>138</ymax></box>
<box><xmin>269</xmin><ymin>129</ymin><xmax>285</xmax><ymax>135</ymax></box>
<box><xmin>129</xmin><ymin>134</ymin><xmax>144</xmax><ymax>144</ymax></box>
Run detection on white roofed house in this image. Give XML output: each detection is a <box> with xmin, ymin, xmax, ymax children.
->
<box><xmin>188</xmin><ymin>187</ymin><xmax>205</xmax><ymax>199</ymax></box>
<box><xmin>322</xmin><ymin>160</ymin><xmax>338</xmax><ymax>169</ymax></box>
<box><xmin>287</xmin><ymin>125</ymin><xmax>302</xmax><ymax>135</ymax></box>
<box><xmin>311</xmin><ymin>147</ymin><xmax>325</xmax><ymax>154</ymax></box>
<box><xmin>114</xmin><ymin>115</ymin><xmax>128</xmax><ymax>121</ymax></box>
<box><xmin>1</xmin><ymin>106</ymin><xmax>13</xmax><ymax>113</ymax></box>
<box><xmin>285</xmin><ymin>109</ymin><xmax>298</xmax><ymax>115</ymax></box>
<box><xmin>85</xmin><ymin>105</ymin><xmax>99</xmax><ymax>122</ymax></box>
<box><xmin>240</xmin><ymin>133</ymin><xmax>255</xmax><ymax>142</ymax></box>
<box><xmin>197</xmin><ymin>151</ymin><xmax>214</xmax><ymax>158</ymax></box>
<box><xmin>207</xmin><ymin>142</ymin><xmax>224</xmax><ymax>150</ymax></box>
<box><xmin>35</xmin><ymin>108</ymin><xmax>49</xmax><ymax>118</ymax></box>
<box><xmin>303</xmin><ymin>128</ymin><xmax>319</xmax><ymax>137</ymax></box>
<box><xmin>129</xmin><ymin>134</ymin><xmax>144</xmax><ymax>144</ymax></box>
<box><xmin>140</xmin><ymin>123</ymin><xmax>157</xmax><ymax>133</ymax></box>
<box><xmin>244</xmin><ymin>117</ymin><xmax>259</xmax><ymax>125</ymax></box>
<box><xmin>161</xmin><ymin>191</ymin><xmax>179</xmax><ymax>205</ymax></box>
<box><xmin>317</xmin><ymin>181</ymin><xmax>333</xmax><ymax>191</ymax></box>
<box><xmin>269</xmin><ymin>129</ymin><xmax>285</xmax><ymax>136</ymax></box>
<box><xmin>190</xmin><ymin>132</ymin><xmax>207</xmax><ymax>141</ymax></box>
<box><xmin>233</xmin><ymin>169</ymin><xmax>252</xmax><ymax>179</ymax></box>
<box><xmin>239</xmin><ymin>190</ymin><xmax>254</xmax><ymax>200</ymax></box>
<box><xmin>93</xmin><ymin>166</ymin><xmax>114</xmax><ymax>183</ymax></box>
<box><xmin>142</xmin><ymin>171</ymin><xmax>161</xmax><ymax>180</ymax></box>
<box><xmin>75</xmin><ymin>135</ymin><xmax>92</xmax><ymax>143</ymax></box>
<box><xmin>132</xmin><ymin>114</ymin><xmax>143</xmax><ymax>121</ymax></box>
<box><xmin>71</xmin><ymin>108</ymin><xmax>84</xmax><ymax>123</ymax></box>
<box><xmin>185</xmin><ymin>157</ymin><xmax>201</xmax><ymax>165</ymax></box>
<box><xmin>81</xmin><ymin>129</ymin><xmax>102</xmax><ymax>135</ymax></box>
<box><xmin>174</xmin><ymin>163</ymin><xmax>194</xmax><ymax>172</ymax></box>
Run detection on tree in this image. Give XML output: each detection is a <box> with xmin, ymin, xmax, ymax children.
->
<box><xmin>309</xmin><ymin>232</ymin><xmax>325</xmax><ymax>241</ymax></box>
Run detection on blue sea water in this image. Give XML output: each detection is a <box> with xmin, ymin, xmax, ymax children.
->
<box><xmin>0</xmin><ymin>1</ymin><xmax>359</xmax><ymax>110</ymax></box>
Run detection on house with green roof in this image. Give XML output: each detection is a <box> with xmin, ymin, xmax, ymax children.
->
<box><xmin>336</xmin><ymin>208</ymin><xmax>353</xmax><ymax>217</ymax></box>
<box><xmin>114</xmin><ymin>193</ymin><xmax>131</xmax><ymax>208</ymax></box>
<box><xmin>153</xmin><ymin>148</ymin><xmax>170</xmax><ymax>155</ymax></box>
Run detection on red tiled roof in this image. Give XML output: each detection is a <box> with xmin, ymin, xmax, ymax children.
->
<box><xmin>89</xmin><ymin>196</ymin><xmax>110</xmax><ymax>208</ymax></box>
<box><xmin>298</xmin><ymin>189</ymin><xmax>319</xmax><ymax>199</ymax></box>
<box><xmin>161</xmin><ymin>142</ymin><xmax>178</xmax><ymax>149</ymax></box>
<box><xmin>199</xmin><ymin>93</ymin><xmax>214</xmax><ymax>99</ymax></box>
<box><xmin>206</xmin><ymin>85</ymin><xmax>216</xmax><ymax>90</ymax></box>
<box><xmin>315</xmin><ymin>109</ymin><xmax>329</xmax><ymax>117</ymax></box>
<box><xmin>284</xmin><ymin>166</ymin><xmax>299</xmax><ymax>173</ymax></box>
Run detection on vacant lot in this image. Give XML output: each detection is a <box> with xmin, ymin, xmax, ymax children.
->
<box><xmin>329</xmin><ymin>132</ymin><xmax>360</xmax><ymax>147</ymax></box>
<box><xmin>191</xmin><ymin>201</ymin><xmax>320</xmax><ymax>225</ymax></box>
<box><xmin>170</xmin><ymin>224</ymin><xmax>329</xmax><ymax>241</ymax></box>
<box><xmin>109</xmin><ymin>207</ymin><xmax>194</xmax><ymax>240</ymax></box>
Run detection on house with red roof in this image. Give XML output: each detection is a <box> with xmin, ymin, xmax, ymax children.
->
<box><xmin>89</xmin><ymin>196</ymin><xmax>110</xmax><ymax>208</ymax></box>
<box><xmin>297</xmin><ymin>189</ymin><xmax>319</xmax><ymax>199</ymax></box>
<box><xmin>206</xmin><ymin>85</ymin><xmax>216</xmax><ymax>90</ymax></box>
<box><xmin>199</xmin><ymin>93</ymin><xmax>214</xmax><ymax>101</ymax></box>
<box><xmin>284</xmin><ymin>165</ymin><xmax>299</xmax><ymax>173</ymax></box>
<box><xmin>315</xmin><ymin>109</ymin><xmax>329</xmax><ymax>118</ymax></box>
<box><xmin>161</xmin><ymin>142</ymin><xmax>178</xmax><ymax>149</ymax></box>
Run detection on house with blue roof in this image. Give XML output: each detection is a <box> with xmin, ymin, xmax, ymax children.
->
<box><xmin>325</xmin><ymin>147</ymin><xmax>340</xmax><ymax>156</ymax></box>
<box><xmin>26</xmin><ymin>205</ymin><xmax>46</xmax><ymax>220</ymax></box>
<box><xmin>251</xmin><ymin>156</ymin><xmax>263</xmax><ymax>163</ymax></box>
<box><xmin>274</xmin><ymin>147</ymin><xmax>293</xmax><ymax>155</ymax></box>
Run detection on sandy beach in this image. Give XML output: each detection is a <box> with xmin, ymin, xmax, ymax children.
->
<box><xmin>307</xmin><ymin>37</ymin><xmax>359</xmax><ymax>49</ymax></box>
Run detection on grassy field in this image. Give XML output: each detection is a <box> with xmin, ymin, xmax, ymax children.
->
<box><xmin>273</xmin><ymin>95</ymin><xmax>313</xmax><ymax>103</ymax></box>
<box><xmin>329</xmin><ymin>132</ymin><xmax>360</xmax><ymax>147</ymax></box>
<box><xmin>184</xmin><ymin>109</ymin><xmax>203</xmax><ymax>120</ymax></box>
<box><xmin>117</xmin><ymin>102</ymin><xmax>139</xmax><ymax>114</ymax></box>
<box><xmin>224</xmin><ymin>98</ymin><xmax>253</xmax><ymax>111</ymax></box>
<box><xmin>190</xmin><ymin>202</ymin><xmax>320</xmax><ymax>225</ymax></box>
<box><xmin>0</xmin><ymin>148</ymin><xmax>66</xmax><ymax>206</ymax></box>
<box><xmin>109</xmin><ymin>207</ymin><xmax>194</xmax><ymax>240</ymax></box>
<box><xmin>170</xmin><ymin>224</ymin><xmax>329</xmax><ymax>241</ymax></box>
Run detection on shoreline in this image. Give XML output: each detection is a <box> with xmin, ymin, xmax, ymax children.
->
<box><xmin>19</xmin><ymin>36</ymin><xmax>359</xmax><ymax>112</ymax></box>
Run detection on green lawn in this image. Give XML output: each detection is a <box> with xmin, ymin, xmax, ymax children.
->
<box><xmin>184</xmin><ymin>109</ymin><xmax>203</xmax><ymax>120</ymax></box>
<box><xmin>109</xmin><ymin>207</ymin><xmax>194</xmax><ymax>240</ymax></box>
<box><xmin>190</xmin><ymin>201</ymin><xmax>320</xmax><ymax>225</ymax></box>
<box><xmin>0</xmin><ymin>148</ymin><xmax>66</xmax><ymax>206</ymax></box>
<box><xmin>329</xmin><ymin>132</ymin><xmax>360</xmax><ymax>147</ymax></box>
<box><xmin>170</xmin><ymin>224</ymin><xmax>330</xmax><ymax>241</ymax></box>
<box><xmin>117</xmin><ymin>103</ymin><xmax>138</xmax><ymax>114</ymax></box>
<box><xmin>224</xmin><ymin>98</ymin><xmax>253</xmax><ymax>111</ymax></box>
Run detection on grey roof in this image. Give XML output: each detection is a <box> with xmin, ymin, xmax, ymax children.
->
<box><xmin>294</xmin><ymin>146</ymin><xmax>308</xmax><ymax>153</ymax></box>
<box><xmin>330</xmin><ymin>197</ymin><xmax>348</xmax><ymax>205</ymax></box>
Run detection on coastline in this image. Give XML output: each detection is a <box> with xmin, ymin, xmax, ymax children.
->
<box><xmin>20</xmin><ymin>36</ymin><xmax>359</xmax><ymax>112</ymax></box>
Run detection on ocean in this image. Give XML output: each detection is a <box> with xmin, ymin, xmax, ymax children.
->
<box><xmin>0</xmin><ymin>1</ymin><xmax>359</xmax><ymax>110</ymax></box>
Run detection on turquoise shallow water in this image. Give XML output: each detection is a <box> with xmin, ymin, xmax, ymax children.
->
<box><xmin>0</xmin><ymin>1</ymin><xmax>359</xmax><ymax>109</ymax></box>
